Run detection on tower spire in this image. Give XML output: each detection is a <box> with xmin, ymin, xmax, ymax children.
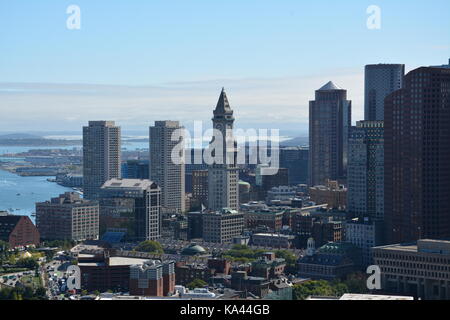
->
<box><xmin>214</xmin><ymin>87</ymin><xmax>233</xmax><ymax>117</ymax></box>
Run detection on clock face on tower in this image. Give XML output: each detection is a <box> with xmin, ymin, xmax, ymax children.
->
<box><xmin>215</xmin><ymin>123</ymin><xmax>223</xmax><ymax>131</ymax></box>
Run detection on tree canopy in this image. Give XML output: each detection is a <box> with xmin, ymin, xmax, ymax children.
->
<box><xmin>223</xmin><ymin>245</ymin><xmax>266</xmax><ymax>263</ymax></box>
<box><xmin>186</xmin><ymin>279</ymin><xmax>208</xmax><ymax>290</ymax></box>
<box><xmin>134</xmin><ymin>241</ymin><xmax>164</xmax><ymax>254</ymax></box>
<box><xmin>0</xmin><ymin>240</ymin><xmax>9</xmax><ymax>251</ymax></box>
<box><xmin>0</xmin><ymin>286</ymin><xmax>47</xmax><ymax>300</ymax></box>
<box><xmin>293</xmin><ymin>280</ymin><xmax>349</xmax><ymax>300</ymax></box>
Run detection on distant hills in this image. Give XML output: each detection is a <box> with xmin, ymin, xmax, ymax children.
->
<box><xmin>0</xmin><ymin>133</ymin><xmax>43</xmax><ymax>140</ymax></box>
<box><xmin>280</xmin><ymin>136</ymin><xmax>309</xmax><ymax>147</ymax></box>
<box><xmin>0</xmin><ymin>133</ymin><xmax>81</xmax><ymax>147</ymax></box>
<box><xmin>0</xmin><ymin>132</ymin><xmax>309</xmax><ymax>148</ymax></box>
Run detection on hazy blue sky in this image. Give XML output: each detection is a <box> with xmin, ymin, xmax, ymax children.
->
<box><xmin>0</xmin><ymin>0</ymin><xmax>449</xmax><ymax>133</ymax></box>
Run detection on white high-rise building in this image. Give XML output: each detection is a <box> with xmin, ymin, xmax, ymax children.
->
<box><xmin>149</xmin><ymin>121</ymin><xmax>185</xmax><ymax>213</ymax></box>
<box><xmin>207</xmin><ymin>88</ymin><xmax>239</xmax><ymax>211</ymax></box>
<box><xmin>83</xmin><ymin>121</ymin><xmax>121</xmax><ymax>200</ymax></box>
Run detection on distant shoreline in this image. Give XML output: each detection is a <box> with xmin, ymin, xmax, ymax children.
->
<box><xmin>0</xmin><ymin>138</ymin><xmax>151</xmax><ymax>147</ymax></box>
<box><xmin>0</xmin><ymin>138</ymin><xmax>82</xmax><ymax>147</ymax></box>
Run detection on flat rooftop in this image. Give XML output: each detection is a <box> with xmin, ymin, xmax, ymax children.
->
<box><xmin>307</xmin><ymin>294</ymin><xmax>414</xmax><ymax>300</ymax></box>
<box><xmin>253</xmin><ymin>233</ymin><xmax>294</xmax><ymax>239</ymax></box>
<box><xmin>78</xmin><ymin>257</ymin><xmax>151</xmax><ymax>267</ymax></box>
<box><xmin>109</xmin><ymin>257</ymin><xmax>151</xmax><ymax>266</ymax></box>
<box><xmin>102</xmin><ymin>178</ymin><xmax>157</xmax><ymax>190</ymax></box>
<box><xmin>374</xmin><ymin>239</ymin><xmax>450</xmax><ymax>255</ymax></box>
<box><xmin>339</xmin><ymin>294</ymin><xmax>414</xmax><ymax>301</ymax></box>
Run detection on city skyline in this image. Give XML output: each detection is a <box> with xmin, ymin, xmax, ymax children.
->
<box><xmin>2</xmin><ymin>1</ymin><xmax>450</xmax><ymax>303</ymax></box>
<box><xmin>1</xmin><ymin>1</ymin><xmax>449</xmax><ymax>132</ymax></box>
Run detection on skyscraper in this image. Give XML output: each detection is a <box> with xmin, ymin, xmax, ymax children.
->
<box><xmin>346</xmin><ymin>121</ymin><xmax>385</xmax><ymax>261</ymax></box>
<box><xmin>100</xmin><ymin>179</ymin><xmax>161</xmax><ymax>241</ymax></box>
<box><xmin>384</xmin><ymin>64</ymin><xmax>450</xmax><ymax>243</ymax></box>
<box><xmin>347</xmin><ymin>120</ymin><xmax>384</xmax><ymax>220</ymax></box>
<box><xmin>83</xmin><ymin>121</ymin><xmax>121</xmax><ymax>200</ymax></box>
<box><xmin>309</xmin><ymin>81</ymin><xmax>352</xmax><ymax>186</ymax></box>
<box><xmin>365</xmin><ymin>64</ymin><xmax>405</xmax><ymax>121</ymax></box>
<box><xmin>149</xmin><ymin>121</ymin><xmax>185</xmax><ymax>213</ymax></box>
<box><xmin>207</xmin><ymin>88</ymin><xmax>239</xmax><ymax>211</ymax></box>
<box><xmin>279</xmin><ymin>147</ymin><xmax>309</xmax><ymax>185</ymax></box>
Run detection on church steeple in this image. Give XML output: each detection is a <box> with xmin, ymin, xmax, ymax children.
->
<box><xmin>213</xmin><ymin>87</ymin><xmax>234</xmax><ymax>119</ymax></box>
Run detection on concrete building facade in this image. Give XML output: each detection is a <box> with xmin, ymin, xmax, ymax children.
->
<box><xmin>83</xmin><ymin>121</ymin><xmax>121</xmax><ymax>200</ymax></box>
<box><xmin>373</xmin><ymin>239</ymin><xmax>450</xmax><ymax>300</ymax></box>
<box><xmin>149</xmin><ymin>120</ymin><xmax>185</xmax><ymax>214</ymax></box>
<box><xmin>345</xmin><ymin>217</ymin><xmax>383</xmax><ymax>267</ymax></box>
<box><xmin>202</xmin><ymin>208</ymin><xmax>244</xmax><ymax>243</ymax></box>
<box><xmin>36</xmin><ymin>192</ymin><xmax>99</xmax><ymax>241</ymax></box>
<box><xmin>309</xmin><ymin>180</ymin><xmax>347</xmax><ymax>210</ymax></box>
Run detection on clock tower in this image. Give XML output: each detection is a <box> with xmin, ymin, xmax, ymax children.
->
<box><xmin>208</xmin><ymin>88</ymin><xmax>239</xmax><ymax>211</ymax></box>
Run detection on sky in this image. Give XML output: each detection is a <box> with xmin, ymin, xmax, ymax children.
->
<box><xmin>0</xmin><ymin>0</ymin><xmax>449</xmax><ymax>134</ymax></box>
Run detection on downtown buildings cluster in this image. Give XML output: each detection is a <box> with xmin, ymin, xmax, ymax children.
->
<box><xmin>307</xmin><ymin>59</ymin><xmax>450</xmax><ymax>299</ymax></box>
<box><xmin>1</xmin><ymin>59</ymin><xmax>450</xmax><ymax>300</ymax></box>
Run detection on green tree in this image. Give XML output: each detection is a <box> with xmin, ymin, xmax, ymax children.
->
<box><xmin>223</xmin><ymin>245</ymin><xmax>265</xmax><ymax>263</ymax></box>
<box><xmin>186</xmin><ymin>279</ymin><xmax>208</xmax><ymax>290</ymax></box>
<box><xmin>331</xmin><ymin>281</ymin><xmax>349</xmax><ymax>297</ymax></box>
<box><xmin>343</xmin><ymin>272</ymin><xmax>369</xmax><ymax>294</ymax></box>
<box><xmin>134</xmin><ymin>241</ymin><xmax>164</xmax><ymax>254</ymax></box>
<box><xmin>0</xmin><ymin>287</ymin><xmax>47</xmax><ymax>300</ymax></box>
<box><xmin>0</xmin><ymin>240</ymin><xmax>9</xmax><ymax>252</ymax></box>
<box><xmin>16</xmin><ymin>257</ymin><xmax>39</xmax><ymax>269</ymax></box>
<box><xmin>0</xmin><ymin>241</ymin><xmax>9</xmax><ymax>264</ymax></box>
<box><xmin>34</xmin><ymin>287</ymin><xmax>47</xmax><ymax>299</ymax></box>
<box><xmin>293</xmin><ymin>280</ymin><xmax>349</xmax><ymax>300</ymax></box>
